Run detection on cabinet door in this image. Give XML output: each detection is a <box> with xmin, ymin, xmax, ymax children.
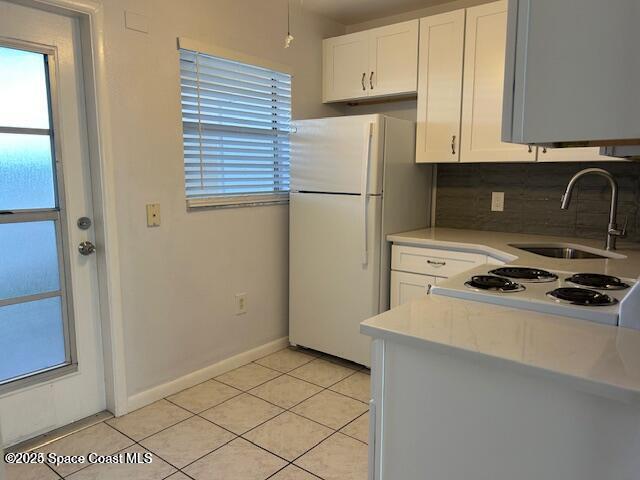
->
<box><xmin>460</xmin><ymin>1</ymin><xmax>535</xmax><ymax>162</ymax></box>
<box><xmin>368</xmin><ymin>20</ymin><xmax>419</xmax><ymax>99</ymax></box>
<box><xmin>537</xmin><ymin>146</ymin><xmax>622</xmax><ymax>162</ymax></box>
<box><xmin>416</xmin><ymin>10</ymin><xmax>465</xmax><ymax>163</ymax></box>
<box><xmin>390</xmin><ymin>271</ymin><xmax>437</xmax><ymax>308</ymax></box>
<box><xmin>323</xmin><ymin>31</ymin><xmax>369</xmax><ymax>103</ymax></box>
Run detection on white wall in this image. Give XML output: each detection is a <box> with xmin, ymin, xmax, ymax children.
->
<box><xmin>99</xmin><ymin>0</ymin><xmax>345</xmax><ymax>398</ymax></box>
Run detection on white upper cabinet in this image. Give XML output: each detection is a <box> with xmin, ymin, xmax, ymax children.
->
<box><xmin>415</xmin><ymin>10</ymin><xmax>465</xmax><ymax>164</ymax></box>
<box><xmin>416</xmin><ymin>1</ymin><xmax>534</xmax><ymax>163</ymax></box>
<box><xmin>460</xmin><ymin>0</ymin><xmax>533</xmax><ymax>162</ymax></box>
<box><xmin>323</xmin><ymin>20</ymin><xmax>419</xmax><ymax>103</ymax></box>
<box><xmin>368</xmin><ymin>21</ymin><xmax>419</xmax><ymax>98</ymax></box>
<box><xmin>323</xmin><ymin>31</ymin><xmax>369</xmax><ymax>103</ymax></box>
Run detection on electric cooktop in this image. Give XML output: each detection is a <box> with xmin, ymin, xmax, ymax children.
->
<box><xmin>431</xmin><ymin>265</ymin><xmax>635</xmax><ymax>326</ymax></box>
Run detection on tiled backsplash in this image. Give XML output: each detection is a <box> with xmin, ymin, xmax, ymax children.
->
<box><xmin>435</xmin><ymin>162</ymin><xmax>640</xmax><ymax>243</ymax></box>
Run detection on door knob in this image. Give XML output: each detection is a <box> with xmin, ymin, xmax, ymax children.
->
<box><xmin>78</xmin><ymin>241</ymin><xmax>96</xmax><ymax>256</ymax></box>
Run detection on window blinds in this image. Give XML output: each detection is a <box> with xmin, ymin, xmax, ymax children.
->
<box><xmin>179</xmin><ymin>48</ymin><xmax>291</xmax><ymax>207</ymax></box>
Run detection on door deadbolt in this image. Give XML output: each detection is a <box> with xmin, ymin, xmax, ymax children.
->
<box><xmin>77</xmin><ymin>217</ymin><xmax>92</xmax><ymax>230</ymax></box>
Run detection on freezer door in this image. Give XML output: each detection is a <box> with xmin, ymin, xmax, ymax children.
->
<box><xmin>289</xmin><ymin>192</ymin><xmax>382</xmax><ymax>366</ymax></box>
<box><xmin>291</xmin><ymin>114</ymin><xmax>384</xmax><ymax>195</ymax></box>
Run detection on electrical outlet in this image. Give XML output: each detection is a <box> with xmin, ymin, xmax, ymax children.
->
<box><xmin>491</xmin><ymin>192</ymin><xmax>505</xmax><ymax>212</ymax></box>
<box><xmin>146</xmin><ymin>203</ymin><xmax>161</xmax><ymax>227</ymax></box>
<box><xmin>235</xmin><ymin>293</ymin><xmax>247</xmax><ymax>315</ymax></box>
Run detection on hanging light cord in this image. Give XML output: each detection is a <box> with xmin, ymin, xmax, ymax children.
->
<box><xmin>285</xmin><ymin>0</ymin><xmax>295</xmax><ymax>48</ymax></box>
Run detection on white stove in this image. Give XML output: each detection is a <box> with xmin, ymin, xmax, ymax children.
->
<box><xmin>430</xmin><ymin>265</ymin><xmax>637</xmax><ymax>326</ymax></box>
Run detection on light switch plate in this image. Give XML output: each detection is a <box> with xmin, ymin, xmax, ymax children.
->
<box><xmin>491</xmin><ymin>192</ymin><xmax>505</xmax><ymax>212</ymax></box>
<box><xmin>146</xmin><ymin>203</ymin><xmax>160</xmax><ymax>227</ymax></box>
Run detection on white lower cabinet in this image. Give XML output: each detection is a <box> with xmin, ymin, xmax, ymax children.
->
<box><xmin>390</xmin><ymin>244</ymin><xmax>492</xmax><ymax>307</ymax></box>
<box><xmin>368</xmin><ymin>336</ymin><xmax>640</xmax><ymax>480</ymax></box>
<box><xmin>390</xmin><ymin>271</ymin><xmax>438</xmax><ymax>308</ymax></box>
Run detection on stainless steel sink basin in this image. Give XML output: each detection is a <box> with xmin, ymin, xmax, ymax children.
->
<box><xmin>516</xmin><ymin>246</ymin><xmax>604</xmax><ymax>259</ymax></box>
<box><xmin>509</xmin><ymin>243</ymin><xmax>625</xmax><ymax>260</ymax></box>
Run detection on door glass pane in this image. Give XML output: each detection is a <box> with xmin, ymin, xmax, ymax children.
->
<box><xmin>0</xmin><ymin>132</ymin><xmax>56</xmax><ymax>210</ymax></box>
<box><xmin>0</xmin><ymin>46</ymin><xmax>50</xmax><ymax>129</ymax></box>
<box><xmin>0</xmin><ymin>297</ymin><xmax>66</xmax><ymax>384</ymax></box>
<box><xmin>0</xmin><ymin>221</ymin><xmax>60</xmax><ymax>300</ymax></box>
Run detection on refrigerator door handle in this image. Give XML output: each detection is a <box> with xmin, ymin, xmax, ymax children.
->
<box><xmin>360</xmin><ymin>122</ymin><xmax>374</xmax><ymax>265</ymax></box>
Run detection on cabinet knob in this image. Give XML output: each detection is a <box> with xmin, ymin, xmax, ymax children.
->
<box><xmin>528</xmin><ymin>144</ymin><xmax>533</xmax><ymax>153</ymax></box>
<box><xmin>451</xmin><ymin>135</ymin><xmax>456</xmax><ymax>155</ymax></box>
<box><xmin>370</xmin><ymin>71</ymin><xmax>374</xmax><ymax>89</ymax></box>
<box><xmin>361</xmin><ymin>72</ymin><xmax>366</xmax><ymax>91</ymax></box>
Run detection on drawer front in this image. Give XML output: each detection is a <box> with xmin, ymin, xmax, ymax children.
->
<box><xmin>391</xmin><ymin>245</ymin><xmax>486</xmax><ymax>277</ymax></box>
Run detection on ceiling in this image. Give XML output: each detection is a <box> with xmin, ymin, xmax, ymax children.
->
<box><xmin>301</xmin><ymin>0</ymin><xmax>456</xmax><ymax>25</ymax></box>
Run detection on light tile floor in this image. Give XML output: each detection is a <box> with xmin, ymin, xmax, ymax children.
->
<box><xmin>7</xmin><ymin>348</ymin><xmax>370</xmax><ymax>480</ymax></box>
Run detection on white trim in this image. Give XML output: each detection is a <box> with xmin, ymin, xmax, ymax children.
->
<box><xmin>126</xmin><ymin>337</ymin><xmax>290</xmax><ymax>412</ymax></box>
<box><xmin>24</xmin><ymin>0</ymin><xmax>129</xmax><ymax>416</ymax></box>
<box><xmin>178</xmin><ymin>37</ymin><xmax>293</xmax><ymax>75</ymax></box>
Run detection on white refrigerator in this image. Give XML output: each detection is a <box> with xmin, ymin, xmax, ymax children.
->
<box><xmin>289</xmin><ymin>114</ymin><xmax>432</xmax><ymax>366</ymax></box>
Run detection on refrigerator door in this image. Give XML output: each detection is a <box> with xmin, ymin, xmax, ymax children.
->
<box><xmin>291</xmin><ymin>114</ymin><xmax>384</xmax><ymax>195</ymax></box>
<box><xmin>289</xmin><ymin>192</ymin><xmax>382</xmax><ymax>366</ymax></box>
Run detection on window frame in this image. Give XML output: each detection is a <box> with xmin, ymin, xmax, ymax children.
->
<box><xmin>0</xmin><ymin>38</ymin><xmax>79</xmax><ymax>394</ymax></box>
<box><xmin>177</xmin><ymin>38</ymin><xmax>293</xmax><ymax>209</ymax></box>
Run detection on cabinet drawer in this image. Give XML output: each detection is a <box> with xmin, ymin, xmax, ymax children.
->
<box><xmin>391</xmin><ymin>245</ymin><xmax>486</xmax><ymax>277</ymax></box>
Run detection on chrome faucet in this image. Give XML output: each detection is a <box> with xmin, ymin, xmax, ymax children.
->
<box><xmin>560</xmin><ymin>168</ymin><xmax>626</xmax><ymax>251</ymax></box>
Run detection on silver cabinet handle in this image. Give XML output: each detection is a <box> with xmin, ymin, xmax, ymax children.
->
<box><xmin>427</xmin><ymin>259</ymin><xmax>446</xmax><ymax>266</ymax></box>
<box><xmin>78</xmin><ymin>241</ymin><xmax>96</xmax><ymax>256</ymax></box>
<box><xmin>361</xmin><ymin>72</ymin><xmax>366</xmax><ymax>91</ymax></box>
<box><xmin>370</xmin><ymin>71</ymin><xmax>374</xmax><ymax>89</ymax></box>
<box><xmin>451</xmin><ymin>135</ymin><xmax>456</xmax><ymax>155</ymax></box>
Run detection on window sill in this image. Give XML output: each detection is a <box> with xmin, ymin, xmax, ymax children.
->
<box><xmin>187</xmin><ymin>193</ymin><xmax>290</xmax><ymax>210</ymax></box>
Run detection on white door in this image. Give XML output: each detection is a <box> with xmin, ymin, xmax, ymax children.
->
<box><xmin>0</xmin><ymin>1</ymin><xmax>105</xmax><ymax>446</ymax></box>
<box><xmin>368</xmin><ymin>20</ymin><xmax>419</xmax><ymax>98</ymax></box>
<box><xmin>323</xmin><ymin>31</ymin><xmax>369</xmax><ymax>102</ymax></box>
<box><xmin>416</xmin><ymin>10</ymin><xmax>465</xmax><ymax>163</ymax></box>
<box><xmin>289</xmin><ymin>192</ymin><xmax>382</xmax><ymax>367</ymax></box>
<box><xmin>291</xmin><ymin>115</ymin><xmax>384</xmax><ymax>195</ymax></box>
<box><xmin>460</xmin><ymin>1</ymin><xmax>535</xmax><ymax>163</ymax></box>
<box><xmin>390</xmin><ymin>271</ymin><xmax>437</xmax><ymax>308</ymax></box>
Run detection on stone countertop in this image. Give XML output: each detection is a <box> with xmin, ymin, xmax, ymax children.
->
<box><xmin>387</xmin><ymin>228</ymin><xmax>640</xmax><ymax>279</ymax></box>
<box><xmin>360</xmin><ymin>227</ymin><xmax>640</xmax><ymax>403</ymax></box>
<box><xmin>361</xmin><ymin>295</ymin><xmax>640</xmax><ymax>404</ymax></box>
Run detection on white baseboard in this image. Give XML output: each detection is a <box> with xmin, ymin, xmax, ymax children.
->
<box><xmin>126</xmin><ymin>337</ymin><xmax>289</xmax><ymax>413</ymax></box>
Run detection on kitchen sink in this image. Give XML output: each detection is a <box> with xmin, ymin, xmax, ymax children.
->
<box><xmin>509</xmin><ymin>243</ymin><xmax>625</xmax><ymax>260</ymax></box>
